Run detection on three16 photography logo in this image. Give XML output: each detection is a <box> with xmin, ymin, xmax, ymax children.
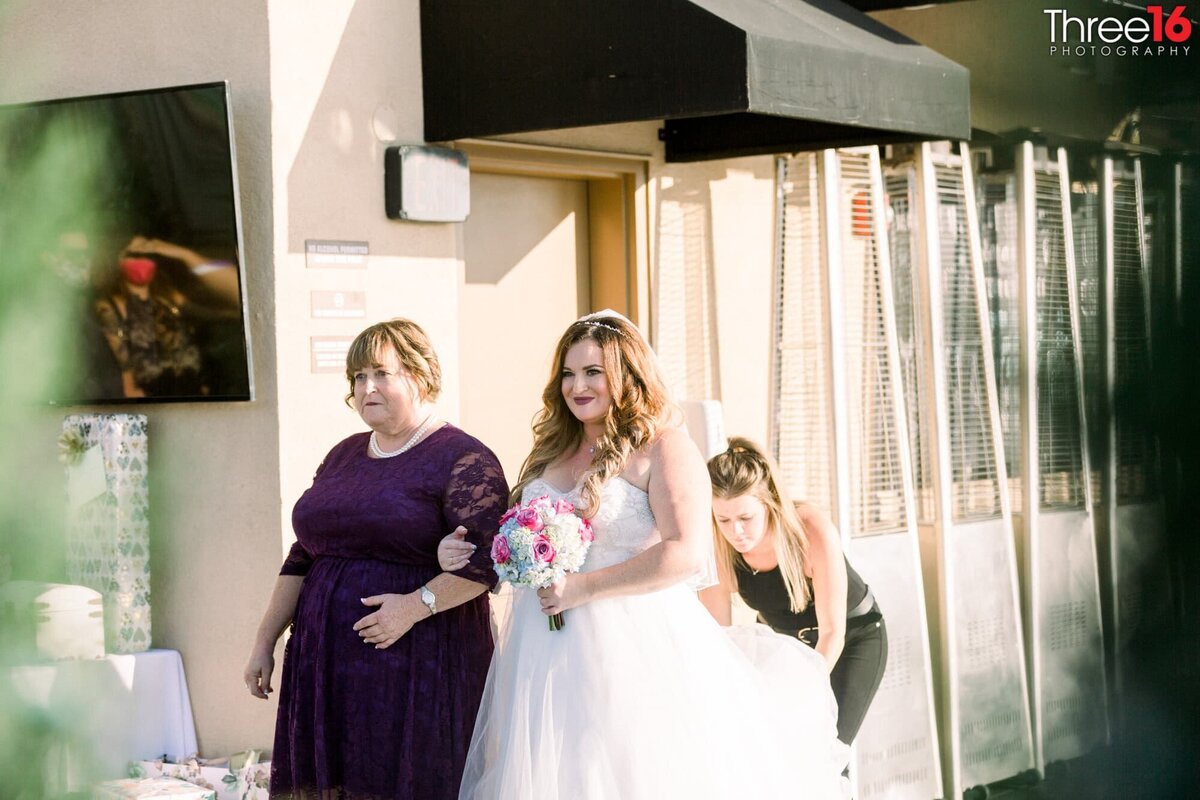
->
<box><xmin>1046</xmin><ymin>3</ymin><xmax>1193</xmax><ymax>56</ymax></box>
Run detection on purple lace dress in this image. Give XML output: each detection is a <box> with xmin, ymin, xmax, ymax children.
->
<box><xmin>270</xmin><ymin>425</ymin><xmax>506</xmax><ymax>799</ymax></box>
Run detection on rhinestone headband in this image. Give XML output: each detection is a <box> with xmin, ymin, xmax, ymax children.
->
<box><xmin>580</xmin><ymin>320</ymin><xmax>622</xmax><ymax>334</ymax></box>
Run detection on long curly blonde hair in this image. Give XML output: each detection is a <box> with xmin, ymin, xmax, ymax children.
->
<box><xmin>707</xmin><ymin>437</ymin><xmax>812</xmax><ymax>613</ymax></box>
<box><xmin>513</xmin><ymin>315</ymin><xmax>677</xmax><ymax>517</ymax></box>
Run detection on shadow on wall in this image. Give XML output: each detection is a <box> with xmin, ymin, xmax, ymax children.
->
<box><xmin>463</xmin><ymin>172</ymin><xmax>583</xmax><ymax>287</ymax></box>
<box><xmin>284</xmin><ymin>2</ymin><xmax>456</xmax><ymax>260</ymax></box>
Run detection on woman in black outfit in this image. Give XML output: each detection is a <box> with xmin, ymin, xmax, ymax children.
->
<box><xmin>700</xmin><ymin>437</ymin><xmax>887</xmax><ymax>745</ymax></box>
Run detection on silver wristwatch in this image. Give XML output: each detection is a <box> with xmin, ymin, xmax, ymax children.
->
<box><xmin>419</xmin><ymin>584</ymin><xmax>437</xmax><ymax>615</ymax></box>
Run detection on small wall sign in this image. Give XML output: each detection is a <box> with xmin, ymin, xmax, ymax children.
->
<box><xmin>305</xmin><ymin>240</ymin><xmax>368</xmax><ymax>268</ymax></box>
<box><xmin>311</xmin><ymin>290</ymin><xmax>366</xmax><ymax>319</ymax></box>
<box><xmin>310</xmin><ymin>336</ymin><xmax>355</xmax><ymax>373</ymax></box>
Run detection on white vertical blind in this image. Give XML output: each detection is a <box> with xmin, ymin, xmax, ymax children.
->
<box><xmin>655</xmin><ymin>181</ymin><xmax>720</xmax><ymax>402</ymax></box>
<box><xmin>773</xmin><ymin>153</ymin><xmax>834</xmax><ymax>512</ymax></box>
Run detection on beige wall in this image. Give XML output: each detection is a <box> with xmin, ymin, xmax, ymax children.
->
<box><xmin>651</xmin><ymin>157</ymin><xmax>778</xmax><ymax>447</ymax></box>
<box><xmin>699</xmin><ymin>158</ymin><xmax>776</xmax><ymax>447</ymax></box>
<box><xmin>266</xmin><ymin>0</ymin><xmax>461</xmax><ymax>537</ymax></box>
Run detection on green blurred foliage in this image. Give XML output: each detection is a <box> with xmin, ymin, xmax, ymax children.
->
<box><xmin>0</xmin><ymin>82</ymin><xmax>114</xmax><ymax>796</ymax></box>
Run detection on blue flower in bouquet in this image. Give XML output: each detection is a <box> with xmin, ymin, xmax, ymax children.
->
<box><xmin>491</xmin><ymin>494</ymin><xmax>593</xmax><ymax>630</ymax></box>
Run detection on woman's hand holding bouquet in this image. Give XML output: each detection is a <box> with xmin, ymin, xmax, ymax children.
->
<box><xmin>437</xmin><ymin>496</ymin><xmax>593</xmax><ymax>631</ymax></box>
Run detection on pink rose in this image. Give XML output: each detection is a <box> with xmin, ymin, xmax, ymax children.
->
<box><xmin>516</xmin><ymin>506</ymin><xmax>544</xmax><ymax>532</ymax></box>
<box><xmin>499</xmin><ymin>505</ymin><xmax>520</xmax><ymax>525</ymax></box>
<box><xmin>580</xmin><ymin>518</ymin><xmax>594</xmax><ymax>543</ymax></box>
<box><xmin>530</xmin><ymin>534</ymin><xmax>556</xmax><ymax>564</ymax></box>
<box><xmin>553</xmin><ymin>498</ymin><xmax>575</xmax><ymax>514</ymax></box>
<box><xmin>491</xmin><ymin>535</ymin><xmax>511</xmax><ymax>564</ymax></box>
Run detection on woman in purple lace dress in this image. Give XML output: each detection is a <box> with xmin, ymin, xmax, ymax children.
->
<box><xmin>243</xmin><ymin>318</ymin><xmax>507</xmax><ymax>799</ymax></box>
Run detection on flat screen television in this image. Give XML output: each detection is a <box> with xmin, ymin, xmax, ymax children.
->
<box><xmin>0</xmin><ymin>81</ymin><xmax>254</xmax><ymax>403</ymax></box>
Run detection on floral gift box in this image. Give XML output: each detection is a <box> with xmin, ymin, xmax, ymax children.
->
<box><xmin>94</xmin><ymin>777</ymin><xmax>215</xmax><ymax>799</ymax></box>
<box><xmin>130</xmin><ymin>752</ymin><xmax>269</xmax><ymax>800</ymax></box>
<box><xmin>61</xmin><ymin>413</ymin><xmax>152</xmax><ymax>653</ymax></box>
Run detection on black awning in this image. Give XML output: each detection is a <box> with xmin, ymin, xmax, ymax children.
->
<box><xmin>420</xmin><ymin>0</ymin><xmax>970</xmax><ymax>162</ymax></box>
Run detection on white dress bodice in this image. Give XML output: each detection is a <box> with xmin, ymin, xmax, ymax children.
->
<box><xmin>523</xmin><ymin>476</ymin><xmax>662</xmax><ymax>573</ymax></box>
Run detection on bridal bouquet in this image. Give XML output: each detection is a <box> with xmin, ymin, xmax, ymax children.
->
<box><xmin>492</xmin><ymin>495</ymin><xmax>594</xmax><ymax>631</ymax></box>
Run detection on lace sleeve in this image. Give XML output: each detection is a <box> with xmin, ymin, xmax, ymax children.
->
<box><xmin>279</xmin><ymin>540</ymin><xmax>313</xmax><ymax>577</ymax></box>
<box><xmin>442</xmin><ymin>447</ymin><xmax>509</xmax><ymax>589</ymax></box>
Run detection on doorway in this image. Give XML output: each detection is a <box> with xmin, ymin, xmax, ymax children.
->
<box><xmin>457</xmin><ymin>141</ymin><xmax>648</xmax><ymax>485</ymax></box>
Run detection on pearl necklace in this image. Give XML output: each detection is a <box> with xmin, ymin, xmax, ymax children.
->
<box><xmin>369</xmin><ymin>415</ymin><xmax>436</xmax><ymax>459</ymax></box>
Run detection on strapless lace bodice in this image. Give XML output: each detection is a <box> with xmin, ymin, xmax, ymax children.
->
<box><xmin>523</xmin><ymin>477</ymin><xmax>660</xmax><ymax>572</ymax></box>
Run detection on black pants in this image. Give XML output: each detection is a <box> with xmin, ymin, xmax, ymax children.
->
<box><xmin>828</xmin><ymin>615</ymin><xmax>888</xmax><ymax>745</ymax></box>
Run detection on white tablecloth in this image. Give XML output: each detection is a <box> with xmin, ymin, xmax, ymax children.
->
<box><xmin>9</xmin><ymin>648</ymin><xmax>199</xmax><ymax>789</ymax></box>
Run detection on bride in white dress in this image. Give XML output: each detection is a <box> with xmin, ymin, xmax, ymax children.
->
<box><xmin>446</xmin><ymin>312</ymin><xmax>847</xmax><ymax>799</ymax></box>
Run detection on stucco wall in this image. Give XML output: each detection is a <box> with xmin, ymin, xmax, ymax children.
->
<box><xmin>268</xmin><ymin>0</ymin><xmax>461</xmax><ymax>542</ymax></box>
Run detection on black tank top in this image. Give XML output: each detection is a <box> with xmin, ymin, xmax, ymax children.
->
<box><xmin>734</xmin><ymin>556</ymin><xmax>870</xmax><ymax>640</ymax></box>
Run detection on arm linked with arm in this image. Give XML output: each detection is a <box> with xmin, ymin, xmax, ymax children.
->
<box><xmin>404</xmin><ymin>447</ymin><xmax>509</xmax><ymax>611</ymax></box>
<box><xmin>354</xmin><ymin>445</ymin><xmax>509</xmax><ymax>648</ymax></box>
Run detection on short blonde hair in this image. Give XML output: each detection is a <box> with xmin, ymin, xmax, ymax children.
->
<box><xmin>344</xmin><ymin>318</ymin><xmax>442</xmax><ymax>406</ymax></box>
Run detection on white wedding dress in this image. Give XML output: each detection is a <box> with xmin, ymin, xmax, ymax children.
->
<box><xmin>459</xmin><ymin>477</ymin><xmax>849</xmax><ymax>800</ymax></box>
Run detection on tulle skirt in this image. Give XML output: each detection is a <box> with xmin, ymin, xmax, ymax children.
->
<box><xmin>459</xmin><ymin>583</ymin><xmax>848</xmax><ymax>800</ymax></box>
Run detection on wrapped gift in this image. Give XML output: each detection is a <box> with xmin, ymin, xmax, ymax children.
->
<box><xmin>61</xmin><ymin>413</ymin><xmax>152</xmax><ymax>653</ymax></box>
<box><xmin>130</xmin><ymin>752</ymin><xmax>269</xmax><ymax>800</ymax></box>
<box><xmin>94</xmin><ymin>778</ymin><xmax>215</xmax><ymax>799</ymax></box>
<box><xmin>0</xmin><ymin>580</ymin><xmax>105</xmax><ymax>660</ymax></box>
